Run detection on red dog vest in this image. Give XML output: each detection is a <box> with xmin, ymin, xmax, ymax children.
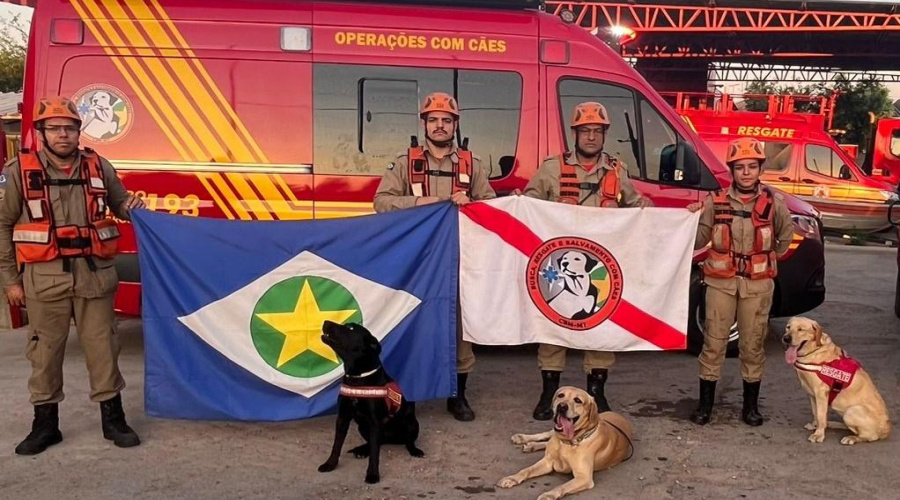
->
<box><xmin>794</xmin><ymin>353</ymin><xmax>861</xmax><ymax>404</ymax></box>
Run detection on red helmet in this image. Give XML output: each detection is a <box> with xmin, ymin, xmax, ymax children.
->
<box><xmin>570</xmin><ymin>101</ymin><xmax>610</xmax><ymax>128</ymax></box>
<box><xmin>34</xmin><ymin>96</ymin><xmax>82</xmax><ymax>125</ymax></box>
<box><xmin>726</xmin><ymin>137</ymin><xmax>766</xmax><ymax>165</ymax></box>
<box><xmin>420</xmin><ymin>92</ymin><xmax>459</xmax><ymax>118</ymax></box>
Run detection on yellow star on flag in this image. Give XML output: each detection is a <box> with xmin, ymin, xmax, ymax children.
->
<box><xmin>254</xmin><ymin>280</ymin><xmax>357</xmax><ymax>368</ymax></box>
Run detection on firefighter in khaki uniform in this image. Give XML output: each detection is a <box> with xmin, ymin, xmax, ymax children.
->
<box><xmin>687</xmin><ymin>137</ymin><xmax>792</xmax><ymax>427</ymax></box>
<box><xmin>0</xmin><ymin>97</ymin><xmax>145</xmax><ymax>455</ymax></box>
<box><xmin>374</xmin><ymin>92</ymin><xmax>495</xmax><ymax>422</ymax></box>
<box><xmin>521</xmin><ymin>101</ymin><xmax>651</xmax><ymax>421</ymax></box>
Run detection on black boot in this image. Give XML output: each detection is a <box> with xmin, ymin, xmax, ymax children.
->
<box><xmin>15</xmin><ymin>403</ymin><xmax>63</xmax><ymax>455</ymax></box>
<box><xmin>100</xmin><ymin>394</ymin><xmax>141</xmax><ymax>448</ymax></box>
<box><xmin>742</xmin><ymin>380</ymin><xmax>764</xmax><ymax>427</ymax></box>
<box><xmin>446</xmin><ymin>373</ymin><xmax>475</xmax><ymax>422</ymax></box>
<box><xmin>690</xmin><ymin>379</ymin><xmax>717</xmax><ymax>425</ymax></box>
<box><xmin>532</xmin><ymin>370</ymin><xmax>561</xmax><ymax>421</ymax></box>
<box><xmin>586</xmin><ymin>369</ymin><xmax>611</xmax><ymax>413</ymax></box>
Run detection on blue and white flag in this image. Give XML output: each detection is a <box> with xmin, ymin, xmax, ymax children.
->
<box><xmin>132</xmin><ymin>204</ymin><xmax>458</xmax><ymax>421</ymax></box>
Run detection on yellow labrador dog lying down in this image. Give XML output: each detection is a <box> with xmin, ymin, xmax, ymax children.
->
<box><xmin>497</xmin><ymin>387</ymin><xmax>633</xmax><ymax>500</ymax></box>
<box><xmin>783</xmin><ymin>317</ymin><xmax>891</xmax><ymax>445</ymax></box>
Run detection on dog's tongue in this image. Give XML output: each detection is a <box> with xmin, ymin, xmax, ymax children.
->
<box><xmin>785</xmin><ymin>345</ymin><xmax>799</xmax><ymax>365</ymax></box>
<box><xmin>557</xmin><ymin>415</ymin><xmax>575</xmax><ymax>440</ymax></box>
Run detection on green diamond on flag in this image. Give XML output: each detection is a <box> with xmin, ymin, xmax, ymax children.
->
<box><xmin>178</xmin><ymin>251</ymin><xmax>421</xmax><ymax>398</ymax></box>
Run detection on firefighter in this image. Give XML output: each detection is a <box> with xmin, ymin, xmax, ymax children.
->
<box><xmin>686</xmin><ymin>136</ymin><xmax>792</xmax><ymax>426</ymax></box>
<box><xmin>0</xmin><ymin>96</ymin><xmax>145</xmax><ymax>455</ymax></box>
<box><xmin>521</xmin><ymin>101</ymin><xmax>651</xmax><ymax>420</ymax></box>
<box><xmin>374</xmin><ymin>91</ymin><xmax>495</xmax><ymax>421</ymax></box>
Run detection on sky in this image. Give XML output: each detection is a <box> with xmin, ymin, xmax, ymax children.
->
<box><xmin>1</xmin><ymin>2</ymin><xmax>898</xmax><ymax>101</ymax></box>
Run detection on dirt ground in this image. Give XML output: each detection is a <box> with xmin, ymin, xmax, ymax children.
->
<box><xmin>1</xmin><ymin>244</ymin><xmax>897</xmax><ymax>500</ymax></box>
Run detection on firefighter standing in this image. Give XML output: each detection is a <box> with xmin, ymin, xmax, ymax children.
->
<box><xmin>374</xmin><ymin>92</ymin><xmax>495</xmax><ymax>421</ymax></box>
<box><xmin>522</xmin><ymin>101</ymin><xmax>651</xmax><ymax>420</ymax></box>
<box><xmin>0</xmin><ymin>97</ymin><xmax>145</xmax><ymax>455</ymax></box>
<box><xmin>687</xmin><ymin>137</ymin><xmax>792</xmax><ymax>426</ymax></box>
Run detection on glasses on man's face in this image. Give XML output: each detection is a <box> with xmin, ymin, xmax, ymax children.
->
<box><xmin>42</xmin><ymin>125</ymin><xmax>80</xmax><ymax>135</ymax></box>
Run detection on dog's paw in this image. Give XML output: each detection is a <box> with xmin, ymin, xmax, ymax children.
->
<box><xmin>348</xmin><ymin>444</ymin><xmax>369</xmax><ymax>459</ymax></box>
<box><xmin>497</xmin><ymin>476</ymin><xmax>520</xmax><ymax>489</ymax></box>
<box><xmin>807</xmin><ymin>432</ymin><xmax>825</xmax><ymax>443</ymax></box>
<box><xmin>804</xmin><ymin>422</ymin><xmax>817</xmax><ymax>431</ymax></box>
<box><xmin>510</xmin><ymin>434</ymin><xmax>528</xmax><ymax>445</ymax></box>
<box><xmin>522</xmin><ymin>443</ymin><xmax>541</xmax><ymax>453</ymax></box>
<box><xmin>840</xmin><ymin>436</ymin><xmax>860</xmax><ymax>446</ymax></box>
<box><xmin>365</xmin><ymin>472</ymin><xmax>380</xmax><ymax>484</ymax></box>
<box><xmin>537</xmin><ymin>492</ymin><xmax>562</xmax><ymax>500</ymax></box>
<box><xmin>407</xmin><ymin>446</ymin><xmax>425</xmax><ymax>458</ymax></box>
<box><xmin>317</xmin><ymin>461</ymin><xmax>338</xmax><ymax>473</ymax></box>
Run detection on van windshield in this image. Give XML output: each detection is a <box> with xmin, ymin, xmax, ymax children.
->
<box><xmin>806</xmin><ymin>144</ymin><xmax>856</xmax><ymax>181</ymax></box>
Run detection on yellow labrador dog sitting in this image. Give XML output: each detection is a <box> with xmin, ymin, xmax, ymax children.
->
<box><xmin>497</xmin><ymin>387</ymin><xmax>633</xmax><ymax>500</ymax></box>
<box><xmin>783</xmin><ymin>317</ymin><xmax>891</xmax><ymax>445</ymax></box>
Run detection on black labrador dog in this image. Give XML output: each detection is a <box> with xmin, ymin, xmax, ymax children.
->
<box><xmin>318</xmin><ymin>320</ymin><xmax>424</xmax><ymax>484</ymax></box>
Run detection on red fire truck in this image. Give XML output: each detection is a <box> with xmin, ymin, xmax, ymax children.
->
<box><xmin>669</xmin><ymin>92</ymin><xmax>897</xmax><ymax>233</ymax></box>
<box><xmin>2</xmin><ymin>0</ymin><xmax>826</xmax><ymax>354</ymax></box>
<box><xmin>863</xmin><ymin>117</ymin><xmax>900</xmax><ymax>188</ymax></box>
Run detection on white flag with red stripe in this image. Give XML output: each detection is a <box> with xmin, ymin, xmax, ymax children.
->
<box><xmin>459</xmin><ymin>197</ymin><xmax>700</xmax><ymax>351</ymax></box>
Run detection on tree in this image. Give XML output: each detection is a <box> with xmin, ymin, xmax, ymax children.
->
<box><xmin>0</xmin><ymin>14</ymin><xmax>28</xmax><ymax>93</ymax></box>
<box><xmin>740</xmin><ymin>77</ymin><xmax>892</xmax><ymax>149</ymax></box>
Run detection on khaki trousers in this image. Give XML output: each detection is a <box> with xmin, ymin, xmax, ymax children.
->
<box><xmin>25</xmin><ymin>294</ymin><xmax>125</xmax><ymax>404</ymax></box>
<box><xmin>699</xmin><ymin>280</ymin><xmax>774</xmax><ymax>382</ymax></box>
<box><xmin>537</xmin><ymin>344</ymin><xmax>615</xmax><ymax>373</ymax></box>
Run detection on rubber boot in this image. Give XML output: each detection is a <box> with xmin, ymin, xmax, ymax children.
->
<box><xmin>742</xmin><ymin>380</ymin><xmax>764</xmax><ymax>427</ymax></box>
<box><xmin>532</xmin><ymin>370</ymin><xmax>561</xmax><ymax>421</ymax></box>
<box><xmin>690</xmin><ymin>379</ymin><xmax>717</xmax><ymax>425</ymax></box>
<box><xmin>586</xmin><ymin>368</ymin><xmax>611</xmax><ymax>413</ymax></box>
<box><xmin>446</xmin><ymin>373</ymin><xmax>475</xmax><ymax>422</ymax></box>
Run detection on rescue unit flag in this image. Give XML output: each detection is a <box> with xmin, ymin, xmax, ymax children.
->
<box><xmin>459</xmin><ymin>197</ymin><xmax>699</xmax><ymax>351</ymax></box>
<box><xmin>132</xmin><ymin>205</ymin><xmax>458</xmax><ymax>421</ymax></box>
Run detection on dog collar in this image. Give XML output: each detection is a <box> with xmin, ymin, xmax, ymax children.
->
<box><xmin>567</xmin><ymin>423</ymin><xmax>600</xmax><ymax>447</ymax></box>
<box><xmin>344</xmin><ymin>366</ymin><xmax>381</xmax><ymax>379</ymax></box>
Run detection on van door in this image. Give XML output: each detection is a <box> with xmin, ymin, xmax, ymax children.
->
<box><xmin>546</xmin><ymin>67</ymin><xmax>715</xmax><ymax>207</ymax></box>
<box><xmin>800</xmin><ymin>143</ymin><xmax>853</xmax><ymax>202</ymax></box>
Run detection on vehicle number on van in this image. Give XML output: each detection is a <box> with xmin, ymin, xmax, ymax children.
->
<box><xmin>129</xmin><ymin>190</ymin><xmax>201</xmax><ymax>217</ymax></box>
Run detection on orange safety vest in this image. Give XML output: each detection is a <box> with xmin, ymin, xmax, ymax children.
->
<box><xmin>557</xmin><ymin>153</ymin><xmax>620</xmax><ymax>207</ymax></box>
<box><xmin>12</xmin><ymin>149</ymin><xmax>120</xmax><ymax>265</ymax></box>
<box><xmin>703</xmin><ymin>187</ymin><xmax>777</xmax><ymax>280</ymax></box>
<box><xmin>407</xmin><ymin>141</ymin><xmax>472</xmax><ymax>198</ymax></box>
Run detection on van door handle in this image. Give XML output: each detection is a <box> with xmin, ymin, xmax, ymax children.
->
<box><xmin>778</xmin><ymin>176</ymin><xmax>791</xmax><ymax>182</ymax></box>
<box><xmin>801</xmin><ymin>178</ymin><xmax>816</xmax><ymax>184</ymax></box>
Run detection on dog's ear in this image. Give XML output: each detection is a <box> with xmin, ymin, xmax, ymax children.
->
<box><xmin>583</xmin><ymin>253</ymin><xmax>599</xmax><ymax>273</ymax></box>
<box><xmin>556</xmin><ymin>255</ymin><xmax>563</xmax><ymax>268</ymax></box>
<box><xmin>812</xmin><ymin>320</ymin><xmax>823</xmax><ymax>345</ymax></box>
<box><xmin>585</xmin><ymin>396</ymin><xmax>600</xmax><ymax>428</ymax></box>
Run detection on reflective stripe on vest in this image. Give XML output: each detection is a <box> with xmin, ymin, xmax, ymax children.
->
<box><xmin>12</xmin><ymin>228</ymin><xmax>51</xmax><ymax>244</ymax></box>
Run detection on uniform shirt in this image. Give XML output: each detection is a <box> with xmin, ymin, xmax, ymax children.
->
<box><xmin>373</xmin><ymin>144</ymin><xmax>496</xmax><ymax>213</ymax></box>
<box><xmin>695</xmin><ymin>185</ymin><xmax>793</xmax><ymax>295</ymax></box>
<box><xmin>523</xmin><ymin>152</ymin><xmax>647</xmax><ymax>207</ymax></box>
<box><xmin>0</xmin><ymin>150</ymin><xmax>132</xmax><ymax>300</ymax></box>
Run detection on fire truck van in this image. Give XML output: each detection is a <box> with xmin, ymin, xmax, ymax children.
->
<box><xmin>670</xmin><ymin>92</ymin><xmax>897</xmax><ymax>234</ymax></box>
<box><xmin>4</xmin><ymin>0</ymin><xmax>826</xmax><ymax>353</ymax></box>
<box><xmin>863</xmin><ymin>117</ymin><xmax>900</xmax><ymax>188</ymax></box>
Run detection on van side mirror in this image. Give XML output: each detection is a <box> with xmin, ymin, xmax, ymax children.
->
<box><xmin>659</xmin><ymin>140</ymin><xmax>701</xmax><ymax>185</ymax></box>
<box><xmin>499</xmin><ymin>155</ymin><xmax>516</xmax><ymax>177</ymax></box>
<box><xmin>889</xmin><ymin>200</ymin><xmax>900</xmax><ymax>226</ymax></box>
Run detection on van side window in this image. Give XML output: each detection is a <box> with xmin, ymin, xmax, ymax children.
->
<box><xmin>314</xmin><ymin>64</ymin><xmax>522</xmax><ymax>178</ymax></box>
<box><xmin>638</xmin><ymin>100</ymin><xmax>679</xmax><ymax>182</ymax></box>
<box><xmin>806</xmin><ymin>144</ymin><xmax>855</xmax><ymax>180</ymax></box>
<box><xmin>558</xmin><ymin>79</ymin><xmax>640</xmax><ymax>178</ymax></box>
<box><xmin>762</xmin><ymin>142</ymin><xmax>793</xmax><ymax>172</ymax></box>
<box><xmin>890</xmin><ymin>129</ymin><xmax>900</xmax><ymax>158</ymax></box>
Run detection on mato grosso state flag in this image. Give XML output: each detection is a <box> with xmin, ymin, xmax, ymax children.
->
<box><xmin>131</xmin><ymin>204</ymin><xmax>458</xmax><ymax>421</ymax></box>
<box><xmin>459</xmin><ymin>197</ymin><xmax>700</xmax><ymax>351</ymax></box>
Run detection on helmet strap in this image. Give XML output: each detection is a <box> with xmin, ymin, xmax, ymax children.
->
<box><xmin>734</xmin><ymin>181</ymin><xmax>760</xmax><ymax>195</ymax></box>
<box><xmin>574</xmin><ymin>146</ymin><xmax>601</xmax><ymax>164</ymax></box>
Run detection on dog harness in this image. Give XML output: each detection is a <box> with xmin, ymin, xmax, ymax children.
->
<box><xmin>794</xmin><ymin>352</ymin><xmax>861</xmax><ymax>404</ymax></box>
<box><xmin>339</xmin><ymin>382</ymin><xmax>403</xmax><ymax>417</ymax></box>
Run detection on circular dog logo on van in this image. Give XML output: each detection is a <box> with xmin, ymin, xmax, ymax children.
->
<box><xmin>73</xmin><ymin>84</ymin><xmax>133</xmax><ymax>143</ymax></box>
<box><xmin>526</xmin><ymin>238</ymin><xmax>623</xmax><ymax>331</ymax></box>
<box><xmin>250</xmin><ymin>276</ymin><xmax>362</xmax><ymax>378</ymax></box>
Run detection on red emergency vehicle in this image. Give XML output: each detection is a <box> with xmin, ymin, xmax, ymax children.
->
<box><xmin>5</xmin><ymin>0</ymin><xmax>825</xmax><ymax>353</ymax></box>
<box><xmin>670</xmin><ymin>92</ymin><xmax>897</xmax><ymax>233</ymax></box>
<box><xmin>863</xmin><ymin>117</ymin><xmax>900</xmax><ymax>187</ymax></box>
